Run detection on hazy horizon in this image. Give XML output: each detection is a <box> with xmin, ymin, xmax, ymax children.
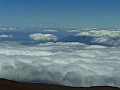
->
<box><xmin>0</xmin><ymin>0</ymin><xmax>120</xmax><ymax>28</ymax></box>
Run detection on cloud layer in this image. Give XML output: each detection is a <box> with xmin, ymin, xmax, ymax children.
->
<box><xmin>0</xmin><ymin>42</ymin><xmax>120</xmax><ymax>87</ymax></box>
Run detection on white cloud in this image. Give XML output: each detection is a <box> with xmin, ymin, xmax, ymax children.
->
<box><xmin>91</xmin><ymin>36</ymin><xmax>120</xmax><ymax>46</ymax></box>
<box><xmin>67</xmin><ymin>30</ymin><xmax>81</xmax><ymax>33</ymax></box>
<box><xmin>0</xmin><ymin>34</ymin><xmax>12</xmax><ymax>38</ymax></box>
<box><xmin>0</xmin><ymin>27</ymin><xmax>16</xmax><ymax>30</ymax></box>
<box><xmin>76</xmin><ymin>30</ymin><xmax>120</xmax><ymax>37</ymax></box>
<box><xmin>92</xmin><ymin>36</ymin><xmax>109</xmax><ymax>43</ymax></box>
<box><xmin>0</xmin><ymin>28</ymin><xmax>8</xmax><ymax>30</ymax></box>
<box><xmin>0</xmin><ymin>42</ymin><xmax>120</xmax><ymax>87</ymax></box>
<box><xmin>42</xmin><ymin>29</ymin><xmax>57</xmax><ymax>32</ymax></box>
<box><xmin>8</xmin><ymin>27</ymin><xmax>16</xmax><ymax>30</ymax></box>
<box><xmin>74</xmin><ymin>30</ymin><xmax>120</xmax><ymax>46</ymax></box>
<box><xmin>85</xmin><ymin>45</ymin><xmax>107</xmax><ymax>49</ymax></box>
<box><xmin>29</xmin><ymin>33</ymin><xmax>58</xmax><ymax>41</ymax></box>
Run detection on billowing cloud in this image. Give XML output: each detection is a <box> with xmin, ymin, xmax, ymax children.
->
<box><xmin>91</xmin><ymin>36</ymin><xmax>120</xmax><ymax>46</ymax></box>
<box><xmin>0</xmin><ymin>42</ymin><xmax>120</xmax><ymax>87</ymax></box>
<box><xmin>29</xmin><ymin>33</ymin><xmax>58</xmax><ymax>41</ymax></box>
<box><xmin>73</xmin><ymin>30</ymin><xmax>120</xmax><ymax>46</ymax></box>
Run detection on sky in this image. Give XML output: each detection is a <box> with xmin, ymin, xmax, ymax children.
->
<box><xmin>0</xmin><ymin>0</ymin><xmax>120</xmax><ymax>28</ymax></box>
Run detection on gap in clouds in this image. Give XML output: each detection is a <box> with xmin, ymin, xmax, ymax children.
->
<box><xmin>1</xmin><ymin>28</ymin><xmax>120</xmax><ymax>47</ymax></box>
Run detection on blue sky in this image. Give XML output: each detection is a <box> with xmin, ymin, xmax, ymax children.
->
<box><xmin>0</xmin><ymin>0</ymin><xmax>120</xmax><ymax>28</ymax></box>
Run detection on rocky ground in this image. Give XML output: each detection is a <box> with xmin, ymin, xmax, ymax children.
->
<box><xmin>0</xmin><ymin>78</ymin><xmax>119</xmax><ymax>90</ymax></box>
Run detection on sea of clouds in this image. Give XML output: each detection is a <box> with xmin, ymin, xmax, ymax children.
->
<box><xmin>0</xmin><ymin>41</ymin><xmax>120</xmax><ymax>87</ymax></box>
<box><xmin>0</xmin><ymin>28</ymin><xmax>120</xmax><ymax>87</ymax></box>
